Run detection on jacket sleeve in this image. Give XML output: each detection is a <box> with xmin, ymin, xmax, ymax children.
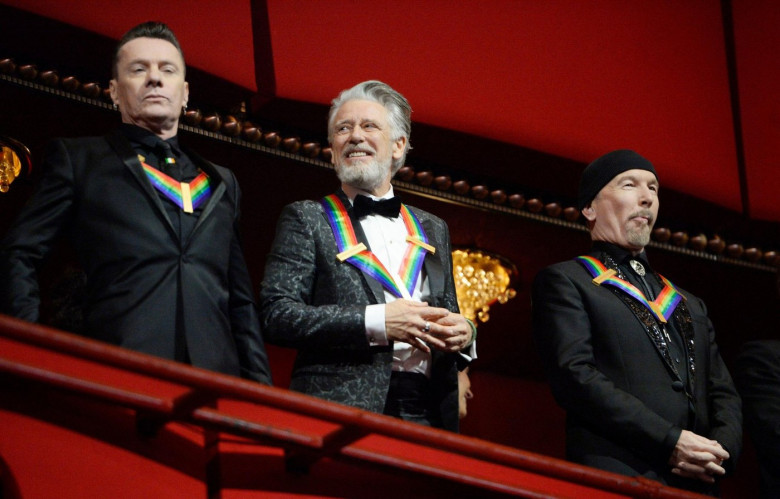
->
<box><xmin>697</xmin><ymin>297</ymin><xmax>742</xmax><ymax>473</ymax></box>
<box><xmin>1</xmin><ymin>139</ymin><xmax>75</xmax><ymax>321</ymax></box>
<box><xmin>531</xmin><ymin>264</ymin><xmax>682</xmax><ymax>463</ymax></box>
<box><xmin>259</xmin><ymin>202</ymin><xmax>369</xmax><ymax>351</ymax></box>
<box><xmin>225</xmin><ymin>172</ymin><xmax>272</xmax><ymax>384</ymax></box>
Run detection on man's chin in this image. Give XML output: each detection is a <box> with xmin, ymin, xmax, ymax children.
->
<box><xmin>335</xmin><ymin>161</ymin><xmax>388</xmax><ymax>191</ymax></box>
<box><xmin>626</xmin><ymin>229</ymin><xmax>651</xmax><ymax>249</ymax></box>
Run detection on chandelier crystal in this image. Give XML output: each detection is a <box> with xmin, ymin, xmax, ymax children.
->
<box><xmin>452</xmin><ymin>249</ymin><xmax>516</xmax><ymax>324</ymax></box>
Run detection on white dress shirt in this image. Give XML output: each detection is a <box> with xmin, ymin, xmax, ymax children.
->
<box><xmin>346</xmin><ymin>186</ymin><xmax>433</xmax><ymax>376</ymax></box>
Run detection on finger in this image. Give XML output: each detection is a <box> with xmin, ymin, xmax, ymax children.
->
<box><xmin>444</xmin><ymin>333</ymin><xmax>466</xmax><ymax>344</ymax></box>
<box><xmin>411</xmin><ymin>335</ymin><xmax>431</xmax><ymax>353</ymax></box>
<box><xmin>427</xmin><ymin>323</ymin><xmax>459</xmax><ymax>338</ymax></box>
<box><xmin>674</xmin><ymin>460</ymin><xmax>707</xmax><ymax>475</ymax></box>
<box><xmin>421</xmin><ymin>306</ymin><xmax>451</xmax><ymax>320</ymax></box>
<box><xmin>434</xmin><ymin>313</ymin><xmax>468</xmax><ymax>327</ymax></box>
<box><xmin>688</xmin><ymin>450</ymin><xmax>725</xmax><ymax>466</ymax></box>
<box><xmin>710</xmin><ymin>446</ymin><xmax>729</xmax><ymax>461</ymax></box>
<box><xmin>704</xmin><ymin>461</ymin><xmax>726</xmax><ymax>476</ymax></box>
<box><xmin>418</xmin><ymin>331</ymin><xmax>447</xmax><ymax>350</ymax></box>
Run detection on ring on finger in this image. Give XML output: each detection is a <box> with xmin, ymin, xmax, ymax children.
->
<box><xmin>422</xmin><ymin>321</ymin><xmax>431</xmax><ymax>333</ymax></box>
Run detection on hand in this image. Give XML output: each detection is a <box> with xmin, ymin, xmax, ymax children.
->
<box><xmin>431</xmin><ymin>313</ymin><xmax>473</xmax><ymax>353</ymax></box>
<box><xmin>384</xmin><ymin>299</ymin><xmax>450</xmax><ymax>353</ymax></box>
<box><xmin>669</xmin><ymin>430</ymin><xmax>729</xmax><ymax>483</ymax></box>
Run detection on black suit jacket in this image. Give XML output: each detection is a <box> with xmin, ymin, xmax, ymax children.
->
<box><xmin>532</xmin><ymin>248</ymin><xmax>741</xmax><ymax>493</ymax></box>
<box><xmin>260</xmin><ymin>190</ymin><xmax>460</xmax><ymax>431</ymax></box>
<box><xmin>0</xmin><ymin>131</ymin><xmax>271</xmax><ymax>383</ymax></box>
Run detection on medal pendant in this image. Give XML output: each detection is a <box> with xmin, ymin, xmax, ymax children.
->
<box><xmin>630</xmin><ymin>259</ymin><xmax>646</xmax><ymax>276</ymax></box>
<box><xmin>181</xmin><ymin>182</ymin><xmax>193</xmax><ymax>213</ymax></box>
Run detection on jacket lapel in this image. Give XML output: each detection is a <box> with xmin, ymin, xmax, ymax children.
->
<box><xmin>105</xmin><ymin>131</ymin><xmax>176</xmax><ymax>237</ymax></box>
<box><xmin>180</xmin><ymin>146</ymin><xmax>225</xmax><ymax>247</ymax></box>
<box><xmin>332</xmin><ymin>190</ymin><xmax>386</xmax><ymax>304</ymax></box>
<box><xmin>420</xmin><ymin>216</ymin><xmax>444</xmax><ymax>304</ymax></box>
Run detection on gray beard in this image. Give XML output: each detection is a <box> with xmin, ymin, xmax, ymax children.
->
<box><xmin>626</xmin><ymin>225</ymin><xmax>651</xmax><ymax>248</ymax></box>
<box><xmin>335</xmin><ymin>157</ymin><xmax>390</xmax><ymax>193</ymax></box>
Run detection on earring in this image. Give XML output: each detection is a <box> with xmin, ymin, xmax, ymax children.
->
<box><xmin>112</xmin><ymin>103</ymin><xmax>118</xmax><ymax>111</ymax></box>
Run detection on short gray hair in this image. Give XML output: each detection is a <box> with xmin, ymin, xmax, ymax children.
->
<box><xmin>328</xmin><ymin>80</ymin><xmax>412</xmax><ymax>173</ymax></box>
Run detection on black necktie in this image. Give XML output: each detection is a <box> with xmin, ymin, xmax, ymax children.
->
<box><xmin>352</xmin><ymin>194</ymin><xmax>402</xmax><ymax>218</ymax></box>
<box><xmin>155</xmin><ymin>140</ymin><xmax>180</xmax><ymax>179</ymax></box>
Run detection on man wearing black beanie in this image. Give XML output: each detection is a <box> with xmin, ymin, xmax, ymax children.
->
<box><xmin>532</xmin><ymin>150</ymin><xmax>742</xmax><ymax>495</ymax></box>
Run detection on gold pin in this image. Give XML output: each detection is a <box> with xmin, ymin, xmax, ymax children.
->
<box><xmin>337</xmin><ymin>243</ymin><xmax>367</xmax><ymax>262</ymax></box>
<box><xmin>406</xmin><ymin>236</ymin><xmax>436</xmax><ymax>254</ymax></box>
<box><xmin>592</xmin><ymin>269</ymin><xmax>616</xmax><ymax>285</ymax></box>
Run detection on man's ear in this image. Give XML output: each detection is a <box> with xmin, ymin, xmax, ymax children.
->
<box><xmin>109</xmin><ymin>79</ymin><xmax>118</xmax><ymax>106</ymax></box>
<box><xmin>582</xmin><ymin>204</ymin><xmax>596</xmax><ymax>222</ymax></box>
<box><xmin>392</xmin><ymin>136</ymin><xmax>407</xmax><ymax>161</ymax></box>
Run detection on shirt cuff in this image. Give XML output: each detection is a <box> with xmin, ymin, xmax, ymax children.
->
<box><xmin>365</xmin><ymin>304</ymin><xmax>388</xmax><ymax>346</ymax></box>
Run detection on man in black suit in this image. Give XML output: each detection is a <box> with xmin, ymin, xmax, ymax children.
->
<box><xmin>0</xmin><ymin>22</ymin><xmax>271</xmax><ymax>384</ymax></box>
<box><xmin>260</xmin><ymin>81</ymin><xmax>475</xmax><ymax>431</ymax></box>
<box><xmin>532</xmin><ymin>150</ymin><xmax>741</xmax><ymax>494</ymax></box>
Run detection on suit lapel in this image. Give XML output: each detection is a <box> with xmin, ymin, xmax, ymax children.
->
<box><xmin>105</xmin><ymin>131</ymin><xmax>176</xmax><ymax>237</ymax></box>
<box><xmin>180</xmin><ymin>146</ymin><xmax>226</xmax><ymax>247</ymax></box>
<box><xmin>420</xmin><ymin>216</ymin><xmax>444</xmax><ymax>303</ymax></box>
<box><xmin>332</xmin><ymin>190</ymin><xmax>386</xmax><ymax>304</ymax></box>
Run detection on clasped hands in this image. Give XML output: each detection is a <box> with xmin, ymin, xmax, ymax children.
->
<box><xmin>385</xmin><ymin>299</ymin><xmax>472</xmax><ymax>354</ymax></box>
<box><xmin>669</xmin><ymin>429</ymin><xmax>730</xmax><ymax>483</ymax></box>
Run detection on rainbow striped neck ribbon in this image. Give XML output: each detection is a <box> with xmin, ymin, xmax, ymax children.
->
<box><xmin>321</xmin><ymin>194</ymin><xmax>435</xmax><ymax>299</ymax></box>
<box><xmin>577</xmin><ymin>255</ymin><xmax>685</xmax><ymax>324</ymax></box>
<box><xmin>139</xmin><ymin>156</ymin><xmax>211</xmax><ymax>213</ymax></box>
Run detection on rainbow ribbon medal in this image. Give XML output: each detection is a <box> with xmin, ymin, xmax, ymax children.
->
<box><xmin>577</xmin><ymin>255</ymin><xmax>684</xmax><ymax>323</ymax></box>
<box><xmin>321</xmin><ymin>194</ymin><xmax>435</xmax><ymax>299</ymax></box>
<box><xmin>140</xmin><ymin>156</ymin><xmax>211</xmax><ymax>213</ymax></box>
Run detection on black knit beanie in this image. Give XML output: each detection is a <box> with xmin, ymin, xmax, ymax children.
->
<box><xmin>577</xmin><ymin>149</ymin><xmax>658</xmax><ymax>210</ymax></box>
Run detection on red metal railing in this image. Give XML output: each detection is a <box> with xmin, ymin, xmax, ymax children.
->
<box><xmin>0</xmin><ymin>314</ymin><xmax>706</xmax><ymax>498</ymax></box>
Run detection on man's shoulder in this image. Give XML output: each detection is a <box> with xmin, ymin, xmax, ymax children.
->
<box><xmin>543</xmin><ymin>257</ymin><xmax>587</xmax><ymax>274</ymax></box>
<box><xmin>533</xmin><ymin>257</ymin><xmax>592</xmax><ymax>289</ymax></box>
<box><xmin>286</xmin><ymin>198</ymin><xmax>323</xmax><ymax>212</ymax></box>
<box><xmin>277</xmin><ymin>198</ymin><xmax>328</xmax><ymax>224</ymax></box>
<box><xmin>52</xmin><ymin>134</ymin><xmax>111</xmax><ymax>149</ymax></box>
<box><xmin>405</xmin><ymin>204</ymin><xmax>446</xmax><ymax>226</ymax></box>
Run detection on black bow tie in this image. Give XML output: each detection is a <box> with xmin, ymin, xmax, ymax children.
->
<box><xmin>352</xmin><ymin>194</ymin><xmax>402</xmax><ymax>218</ymax></box>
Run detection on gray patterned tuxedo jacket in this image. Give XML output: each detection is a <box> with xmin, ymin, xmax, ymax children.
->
<box><xmin>260</xmin><ymin>190</ymin><xmax>461</xmax><ymax>431</ymax></box>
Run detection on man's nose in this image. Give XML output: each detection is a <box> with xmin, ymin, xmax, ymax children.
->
<box><xmin>349</xmin><ymin>127</ymin><xmax>365</xmax><ymax>143</ymax></box>
<box><xmin>638</xmin><ymin>186</ymin><xmax>654</xmax><ymax>206</ymax></box>
<box><xmin>147</xmin><ymin>67</ymin><xmax>162</xmax><ymax>86</ymax></box>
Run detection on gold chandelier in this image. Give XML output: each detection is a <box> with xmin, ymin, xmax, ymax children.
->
<box><xmin>452</xmin><ymin>249</ymin><xmax>516</xmax><ymax>324</ymax></box>
<box><xmin>0</xmin><ymin>136</ymin><xmax>32</xmax><ymax>193</ymax></box>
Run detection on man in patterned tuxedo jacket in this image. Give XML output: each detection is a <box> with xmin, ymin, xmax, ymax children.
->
<box><xmin>260</xmin><ymin>81</ymin><xmax>475</xmax><ymax>432</ymax></box>
<box><xmin>532</xmin><ymin>150</ymin><xmax>741</xmax><ymax>494</ymax></box>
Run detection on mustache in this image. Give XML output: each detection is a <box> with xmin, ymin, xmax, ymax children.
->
<box><xmin>629</xmin><ymin>209</ymin><xmax>655</xmax><ymax>225</ymax></box>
